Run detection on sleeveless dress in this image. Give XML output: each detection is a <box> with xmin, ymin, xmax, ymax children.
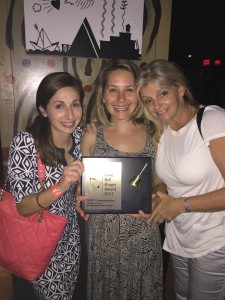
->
<box><xmin>8</xmin><ymin>129</ymin><xmax>82</xmax><ymax>300</ymax></box>
<box><xmin>86</xmin><ymin>125</ymin><xmax>163</xmax><ymax>300</ymax></box>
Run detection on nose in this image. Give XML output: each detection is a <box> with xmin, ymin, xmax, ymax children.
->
<box><xmin>117</xmin><ymin>90</ymin><xmax>126</xmax><ymax>102</ymax></box>
<box><xmin>65</xmin><ymin>107</ymin><xmax>74</xmax><ymax>119</ymax></box>
<box><xmin>153</xmin><ymin>99</ymin><xmax>162</xmax><ymax>111</ymax></box>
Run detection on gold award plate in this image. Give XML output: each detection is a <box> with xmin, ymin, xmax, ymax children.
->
<box><xmin>81</xmin><ymin>157</ymin><xmax>152</xmax><ymax>214</ymax></box>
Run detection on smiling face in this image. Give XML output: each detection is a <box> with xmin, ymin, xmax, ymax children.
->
<box><xmin>140</xmin><ymin>80</ymin><xmax>185</xmax><ymax>126</ymax></box>
<box><xmin>39</xmin><ymin>86</ymin><xmax>82</xmax><ymax>140</ymax></box>
<box><xmin>103</xmin><ymin>69</ymin><xmax>138</xmax><ymax>123</ymax></box>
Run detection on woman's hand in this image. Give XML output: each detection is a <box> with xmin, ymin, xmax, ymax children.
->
<box><xmin>75</xmin><ymin>185</ymin><xmax>90</xmax><ymax>221</ymax></box>
<box><xmin>83</xmin><ymin>122</ymin><xmax>97</xmax><ymax>134</ymax></box>
<box><xmin>124</xmin><ymin>194</ymin><xmax>159</xmax><ymax>220</ymax></box>
<box><xmin>58</xmin><ymin>160</ymin><xmax>84</xmax><ymax>193</ymax></box>
<box><xmin>147</xmin><ymin>191</ymin><xmax>184</xmax><ymax>225</ymax></box>
<box><xmin>125</xmin><ymin>211</ymin><xmax>151</xmax><ymax>219</ymax></box>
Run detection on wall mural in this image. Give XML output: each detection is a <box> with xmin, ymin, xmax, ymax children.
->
<box><xmin>1</xmin><ymin>0</ymin><xmax>162</xmax><ymax>167</ymax></box>
<box><xmin>5</xmin><ymin>0</ymin><xmax>161</xmax><ymax>129</ymax></box>
<box><xmin>24</xmin><ymin>0</ymin><xmax>145</xmax><ymax>60</ymax></box>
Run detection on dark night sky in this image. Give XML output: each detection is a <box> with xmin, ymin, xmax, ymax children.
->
<box><xmin>169</xmin><ymin>0</ymin><xmax>225</xmax><ymax>63</ymax></box>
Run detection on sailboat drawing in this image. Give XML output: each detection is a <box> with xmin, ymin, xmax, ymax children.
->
<box><xmin>30</xmin><ymin>24</ymin><xmax>60</xmax><ymax>51</ymax></box>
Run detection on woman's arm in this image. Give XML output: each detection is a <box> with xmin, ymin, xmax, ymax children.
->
<box><xmin>15</xmin><ymin>160</ymin><xmax>84</xmax><ymax>216</ymax></box>
<box><xmin>148</xmin><ymin>136</ymin><xmax>225</xmax><ymax>225</ymax></box>
<box><xmin>8</xmin><ymin>132</ymin><xmax>84</xmax><ymax>216</ymax></box>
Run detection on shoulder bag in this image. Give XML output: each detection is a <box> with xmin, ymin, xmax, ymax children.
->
<box><xmin>0</xmin><ymin>154</ymin><xmax>68</xmax><ymax>281</ymax></box>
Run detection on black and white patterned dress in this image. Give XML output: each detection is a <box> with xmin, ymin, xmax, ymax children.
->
<box><xmin>8</xmin><ymin>129</ymin><xmax>82</xmax><ymax>300</ymax></box>
<box><xmin>86</xmin><ymin>125</ymin><xmax>163</xmax><ymax>300</ymax></box>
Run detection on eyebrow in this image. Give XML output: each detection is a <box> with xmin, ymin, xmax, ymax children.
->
<box><xmin>106</xmin><ymin>84</ymin><xmax>134</xmax><ymax>88</ymax></box>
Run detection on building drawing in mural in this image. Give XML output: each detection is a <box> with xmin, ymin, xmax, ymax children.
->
<box><xmin>24</xmin><ymin>0</ymin><xmax>144</xmax><ymax>60</ymax></box>
<box><xmin>4</xmin><ymin>0</ymin><xmax>162</xmax><ymax>138</ymax></box>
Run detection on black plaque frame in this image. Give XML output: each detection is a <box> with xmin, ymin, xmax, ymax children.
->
<box><xmin>81</xmin><ymin>157</ymin><xmax>152</xmax><ymax>214</ymax></box>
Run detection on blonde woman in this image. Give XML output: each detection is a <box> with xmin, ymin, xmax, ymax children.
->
<box><xmin>136</xmin><ymin>59</ymin><xmax>225</xmax><ymax>300</ymax></box>
<box><xmin>80</xmin><ymin>59</ymin><xmax>163</xmax><ymax>300</ymax></box>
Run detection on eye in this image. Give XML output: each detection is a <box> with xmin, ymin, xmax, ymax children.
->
<box><xmin>108</xmin><ymin>88</ymin><xmax>117</xmax><ymax>93</ymax></box>
<box><xmin>73</xmin><ymin>101</ymin><xmax>81</xmax><ymax>107</ymax></box>
<box><xmin>55</xmin><ymin>103</ymin><xmax>63</xmax><ymax>109</ymax></box>
<box><xmin>161</xmin><ymin>90</ymin><xmax>168</xmax><ymax>97</ymax></box>
<box><xmin>142</xmin><ymin>97</ymin><xmax>152</xmax><ymax>105</ymax></box>
<box><xmin>125</xmin><ymin>88</ymin><xmax>135</xmax><ymax>93</ymax></box>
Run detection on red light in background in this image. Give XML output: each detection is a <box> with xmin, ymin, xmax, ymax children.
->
<box><xmin>214</xmin><ymin>59</ymin><xmax>221</xmax><ymax>65</ymax></box>
<box><xmin>202</xmin><ymin>59</ymin><xmax>222</xmax><ymax>66</ymax></box>
<box><xmin>203</xmin><ymin>59</ymin><xmax>210</xmax><ymax>66</ymax></box>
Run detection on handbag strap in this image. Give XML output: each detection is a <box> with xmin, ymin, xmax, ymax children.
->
<box><xmin>196</xmin><ymin>106</ymin><xmax>205</xmax><ymax>139</ymax></box>
<box><xmin>37</xmin><ymin>151</ymin><xmax>45</xmax><ymax>182</ymax></box>
<box><xmin>0</xmin><ymin>151</ymin><xmax>47</xmax><ymax>220</ymax></box>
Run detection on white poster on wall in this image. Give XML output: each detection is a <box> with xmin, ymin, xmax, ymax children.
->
<box><xmin>23</xmin><ymin>0</ymin><xmax>145</xmax><ymax>60</ymax></box>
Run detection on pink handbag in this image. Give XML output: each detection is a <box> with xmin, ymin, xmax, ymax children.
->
<box><xmin>0</xmin><ymin>155</ymin><xmax>67</xmax><ymax>281</ymax></box>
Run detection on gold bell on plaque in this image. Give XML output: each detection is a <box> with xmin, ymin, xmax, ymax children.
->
<box><xmin>129</xmin><ymin>163</ymin><xmax>148</xmax><ymax>188</ymax></box>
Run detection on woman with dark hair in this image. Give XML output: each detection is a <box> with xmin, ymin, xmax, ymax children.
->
<box><xmin>8</xmin><ymin>72</ymin><xmax>87</xmax><ymax>300</ymax></box>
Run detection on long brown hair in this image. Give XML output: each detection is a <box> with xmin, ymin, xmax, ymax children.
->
<box><xmin>26</xmin><ymin>72</ymin><xmax>84</xmax><ymax>166</ymax></box>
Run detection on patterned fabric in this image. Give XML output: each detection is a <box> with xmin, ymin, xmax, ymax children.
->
<box><xmin>171</xmin><ymin>246</ymin><xmax>225</xmax><ymax>299</ymax></box>
<box><xmin>8</xmin><ymin>129</ymin><xmax>82</xmax><ymax>300</ymax></box>
<box><xmin>86</xmin><ymin>125</ymin><xmax>163</xmax><ymax>300</ymax></box>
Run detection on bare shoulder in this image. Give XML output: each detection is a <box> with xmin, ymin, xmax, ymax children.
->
<box><xmin>81</xmin><ymin>123</ymin><xmax>97</xmax><ymax>156</ymax></box>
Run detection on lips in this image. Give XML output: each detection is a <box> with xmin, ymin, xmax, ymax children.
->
<box><xmin>157</xmin><ymin>108</ymin><xmax>168</xmax><ymax>116</ymax></box>
<box><xmin>113</xmin><ymin>105</ymin><xmax>128</xmax><ymax>112</ymax></box>
<box><xmin>62</xmin><ymin>121</ymin><xmax>76</xmax><ymax>128</ymax></box>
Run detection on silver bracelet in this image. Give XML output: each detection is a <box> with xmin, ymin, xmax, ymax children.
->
<box><xmin>183</xmin><ymin>197</ymin><xmax>191</xmax><ymax>213</ymax></box>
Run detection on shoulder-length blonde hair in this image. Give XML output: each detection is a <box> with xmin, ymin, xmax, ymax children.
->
<box><xmin>88</xmin><ymin>59</ymin><xmax>144</xmax><ymax>125</ymax></box>
<box><xmin>136</xmin><ymin>59</ymin><xmax>200</xmax><ymax>142</ymax></box>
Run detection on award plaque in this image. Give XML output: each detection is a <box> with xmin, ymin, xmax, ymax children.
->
<box><xmin>81</xmin><ymin>157</ymin><xmax>152</xmax><ymax>214</ymax></box>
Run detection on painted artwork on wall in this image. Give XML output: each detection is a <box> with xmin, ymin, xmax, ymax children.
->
<box><xmin>23</xmin><ymin>0</ymin><xmax>145</xmax><ymax>60</ymax></box>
